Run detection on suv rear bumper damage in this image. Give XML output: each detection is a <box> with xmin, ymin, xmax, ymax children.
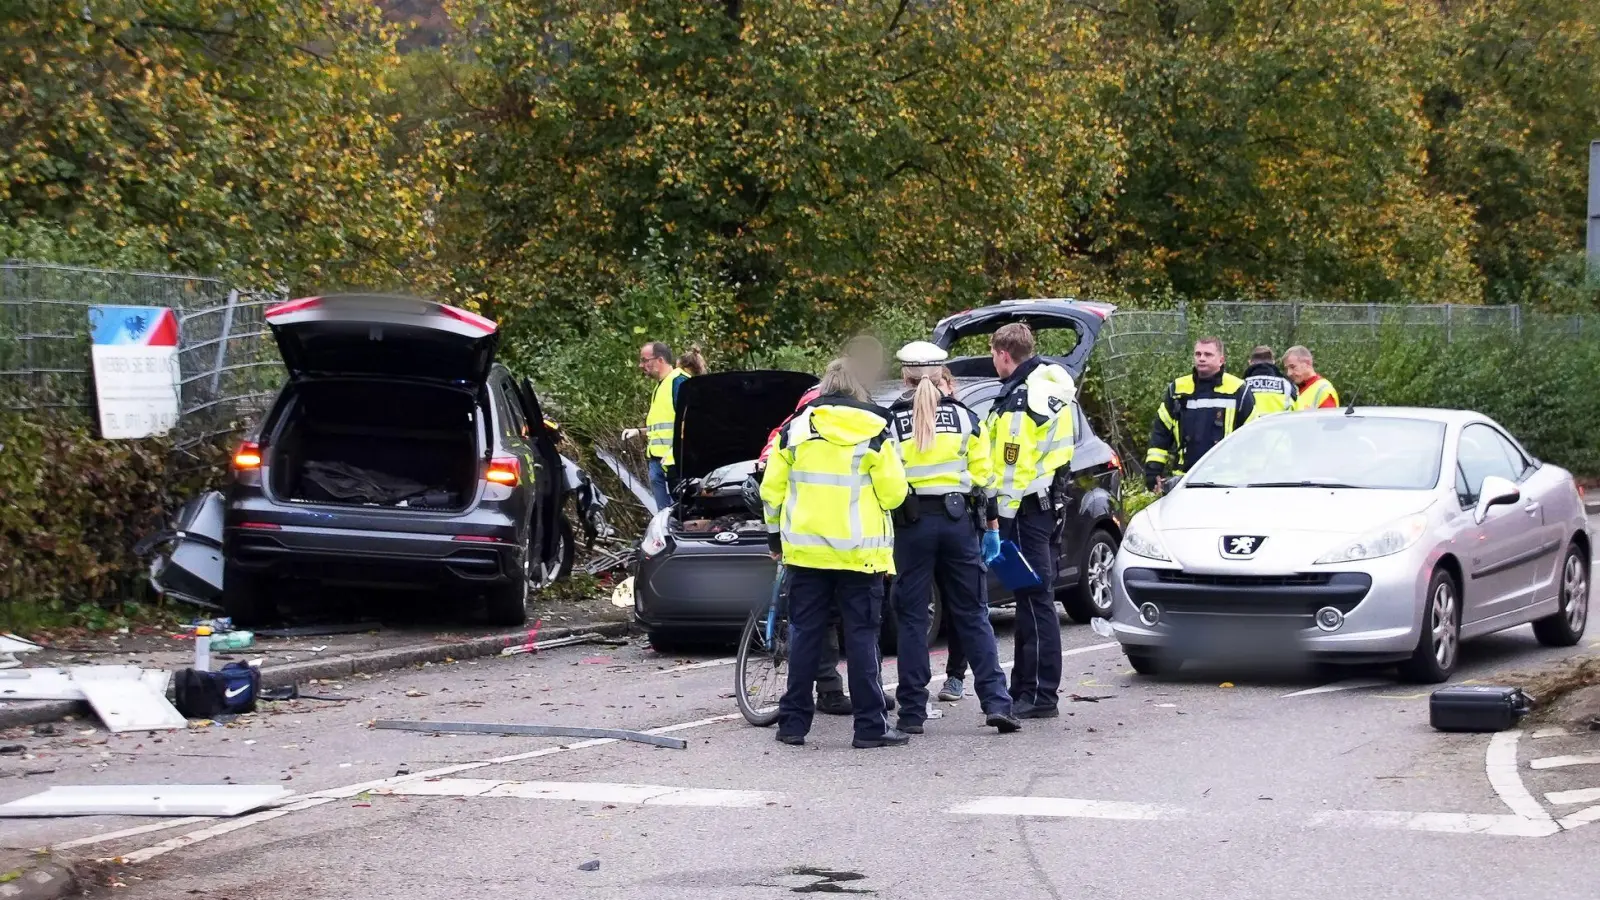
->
<box><xmin>226</xmin><ymin>523</ymin><xmax>521</xmax><ymax>590</ymax></box>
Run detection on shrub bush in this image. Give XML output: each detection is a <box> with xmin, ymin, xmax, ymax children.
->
<box><xmin>1096</xmin><ymin>316</ymin><xmax>1600</xmax><ymax>479</ymax></box>
<box><xmin>0</xmin><ymin>411</ymin><xmax>225</xmax><ymax>630</ymax></box>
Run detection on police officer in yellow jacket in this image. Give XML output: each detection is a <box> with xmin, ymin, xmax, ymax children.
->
<box><xmin>886</xmin><ymin>342</ymin><xmax>1022</xmax><ymax>736</ymax></box>
<box><xmin>1145</xmin><ymin>337</ymin><xmax>1257</xmax><ymax>493</ymax></box>
<box><xmin>987</xmin><ymin>324</ymin><xmax>1078</xmax><ymax>718</ymax></box>
<box><xmin>761</xmin><ymin>358</ymin><xmax>911</xmax><ymax>748</ymax></box>
<box><xmin>1242</xmin><ymin>345</ymin><xmax>1297</xmax><ymax>416</ymax></box>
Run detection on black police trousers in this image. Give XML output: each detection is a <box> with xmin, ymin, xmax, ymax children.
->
<box><xmin>892</xmin><ymin>510</ymin><xmax>1012</xmax><ymax>723</ymax></box>
<box><xmin>1004</xmin><ymin>504</ymin><xmax>1062</xmax><ymax>711</ymax></box>
<box><xmin>777</xmin><ymin>566</ymin><xmax>892</xmax><ymax>740</ymax></box>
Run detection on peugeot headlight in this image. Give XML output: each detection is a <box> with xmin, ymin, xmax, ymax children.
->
<box><xmin>1122</xmin><ymin>513</ymin><xmax>1171</xmax><ymax>562</ymax></box>
<box><xmin>641</xmin><ymin>509</ymin><xmax>672</xmax><ymax>558</ymax></box>
<box><xmin>1314</xmin><ymin>513</ymin><xmax>1429</xmax><ymax>565</ymax></box>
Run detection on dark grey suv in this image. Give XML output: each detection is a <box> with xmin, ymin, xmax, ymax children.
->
<box><xmin>222</xmin><ymin>294</ymin><xmax>572</xmax><ymax>627</ymax></box>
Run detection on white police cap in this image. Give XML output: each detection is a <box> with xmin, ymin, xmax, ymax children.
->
<box><xmin>896</xmin><ymin>340</ymin><xmax>948</xmax><ymax>365</ymax></box>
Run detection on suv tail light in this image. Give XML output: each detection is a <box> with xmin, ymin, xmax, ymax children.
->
<box><xmin>233</xmin><ymin>441</ymin><xmax>263</xmax><ymax>470</ymax></box>
<box><xmin>486</xmin><ymin>457</ymin><xmax>520</xmax><ymax>485</ymax></box>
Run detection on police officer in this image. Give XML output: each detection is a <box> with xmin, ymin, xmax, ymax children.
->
<box><xmin>1242</xmin><ymin>345</ymin><xmax>1297</xmax><ymax>416</ymax></box>
<box><xmin>987</xmin><ymin>323</ymin><xmax>1078</xmax><ymax>719</ymax></box>
<box><xmin>1144</xmin><ymin>337</ymin><xmax>1257</xmax><ymax>493</ymax></box>
<box><xmin>761</xmin><ymin>358</ymin><xmax>910</xmax><ymax>748</ymax></box>
<box><xmin>887</xmin><ymin>342</ymin><xmax>1021</xmax><ymax>735</ymax></box>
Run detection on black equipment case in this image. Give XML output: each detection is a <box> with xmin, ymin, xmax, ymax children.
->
<box><xmin>1429</xmin><ymin>685</ymin><xmax>1532</xmax><ymax>733</ymax></box>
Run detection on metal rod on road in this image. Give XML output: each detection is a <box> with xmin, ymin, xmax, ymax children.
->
<box><xmin>372</xmin><ymin>719</ymin><xmax>690</xmax><ymax>750</ymax></box>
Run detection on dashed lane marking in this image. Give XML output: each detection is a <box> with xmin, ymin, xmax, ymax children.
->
<box><xmin>1281</xmin><ymin>678</ymin><xmax>1392</xmax><ymax>698</ymax></box>
<box><xmin>96</xmin><ymin>642</ymin><xmax>1120</xmax><ymax>864</ymax></box>
<box><xmin>1486</xmin><ymin>731</ymin><xmax>1554</xmax><ymax>823</ymax></box>
<box><xmin>1546</xmin><ymin>787</ymin><xmax>1600</xmax><ymax>806</ymax></box>
<box><xmin>1529</xmin><ymin>754</ymin><xmax>1600</xmax><ymax>770</ymax></box>
<box><xmin>376</xmin><ymin>777</ymin><xmax>782</xmax><ymax>808</ymax></box>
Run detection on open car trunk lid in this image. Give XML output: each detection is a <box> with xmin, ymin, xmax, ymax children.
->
<box><xmin>931</xmin><ymin>298</ymin><xmax>1116</xmax><ymax>379</ymax></box>
<box><xmin>672</xmin><ymin>370</ymin><xmax>818</xmax><ymax>482</ymax></box>
<box><xmin>265</xmin><ymin>294</ymin><xmax>499</xmax><ymax>386</ymax></box>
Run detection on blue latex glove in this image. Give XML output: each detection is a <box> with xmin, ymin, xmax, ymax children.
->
<box><xmin>981</xmin><ymin>529</ymin><xmax>1002</xmax><ymax>564</ymax></box>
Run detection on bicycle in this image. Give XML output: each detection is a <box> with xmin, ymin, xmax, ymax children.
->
<box><xmin>735</xmin><ymin>564</ymin><xmax>790</xmax><ymax>727</ymax></box>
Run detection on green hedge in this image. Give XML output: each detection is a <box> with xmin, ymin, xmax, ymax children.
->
<box><xmin>1094</xmin><ymin>319</ymin><xmax>1600</xmax><ymax>478</ymax></box>
<box><xmin>0</xmin><ymin>411</ymin><xmax>224</xmax><ymax>629</ymax></box>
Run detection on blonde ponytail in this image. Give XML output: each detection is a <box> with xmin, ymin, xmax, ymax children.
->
<box><xmin>911</xmin><ymin>376</ymin><xmax>942</xmax><ymax>451</ymax></box>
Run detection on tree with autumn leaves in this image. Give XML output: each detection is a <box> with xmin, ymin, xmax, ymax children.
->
<box><xmin>2</xmin><ymin>0</ymin><xmax>1597</xmax><ymax>331</ymax></box>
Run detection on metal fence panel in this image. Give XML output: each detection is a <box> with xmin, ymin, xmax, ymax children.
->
<box><xmin>0</xmin><ymin>261</ymin><xmax>285</xmax><ymax>448</ymax></box>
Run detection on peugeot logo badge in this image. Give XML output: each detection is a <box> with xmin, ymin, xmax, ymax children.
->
<box><xmin>1220</xmin><ymin>535</ymin><xmax>1266</xmax><ymax>558</ymax></box>
<box><xmin>714</xmin><ymin>531</ymin><xmax>739</xmax><ymax>544</ymax></box>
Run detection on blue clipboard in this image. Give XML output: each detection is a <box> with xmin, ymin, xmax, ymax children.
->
<box><xmin>989</xmin><ymin>540</ymin><xmax>1041</xmax><ymax>591</ymax></box>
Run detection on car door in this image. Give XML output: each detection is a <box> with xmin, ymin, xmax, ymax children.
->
<box><xmin>1484</xmin><ymin>425</ymin><xmax>1568</xmax><ymax>606</ymax></box>
<box><xmin>1454</xmin><ymin>423</ymin><xmax>1542</xmax><ymax>624</ymax></box>
<box><xmin>516</xmin><ymin>377</ymin><xmax>567</xmax><ymax>567</ymax></box>
<box><xmin>490</xmin><ymin>374</ymin><xmax>538</xmax><ymax>538</ymax></box>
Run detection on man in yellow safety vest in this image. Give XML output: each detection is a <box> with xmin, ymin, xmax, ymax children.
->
<box><xmin>1283</xmin><ymin>345</ymin><xmax>1340</xmax><ymax>411</ymax></box>
<box><xmin>624</xmin><ymin>342</ymin><xmax>689</xmax><ymax>510</ymax></box>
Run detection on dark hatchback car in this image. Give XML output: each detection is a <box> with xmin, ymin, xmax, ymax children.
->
<box><xmin>632</xmin><ymin>299</ymin><xmax>1125</xmax><ymax>650</ymax></box>
<box><xmin>222</xmin><ymin>294</ymin><xmax>576</xmax><ymax>627</ymax></box>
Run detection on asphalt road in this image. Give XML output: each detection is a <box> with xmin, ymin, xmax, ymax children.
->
<box><xmin>3</xmin><ymin>561</ymin><xmax>1598</xmax><ymax>898</ymax></box>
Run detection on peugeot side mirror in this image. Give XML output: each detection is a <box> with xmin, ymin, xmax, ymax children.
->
<box><xmin>1474</xmin><ymin>475</ymin><xmax>1521</xmax><ymax>525</ymax></box>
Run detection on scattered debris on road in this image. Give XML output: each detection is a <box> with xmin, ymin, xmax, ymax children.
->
<box><xmin>371</xmin><ymin>719</ymin><xmax>690</xmax><ymax>750</ymax></box>
<box><xmin>578</xmin><ymin>860</ymin><xmax>601</xmax><ymax>872</ymax></box>
<box><xmin>500</xmin><ymin>632</ymin><xmax>614</xmax><ymax>658</ymax></box>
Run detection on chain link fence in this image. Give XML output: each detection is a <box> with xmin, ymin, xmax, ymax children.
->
<box><xmin>0</xmin><ymin>261</ymin><xmax>285</xmax><ymax>452</ymax></box>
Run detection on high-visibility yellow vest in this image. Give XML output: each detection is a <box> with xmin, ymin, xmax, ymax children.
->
<box><xmin>645</xmin><ymin>367</ymin><xmax>687</xmax><ymax>465</ymax></box>
<box><xmin>1294</xmin><ymin>376</ymin><xmax>1339</xmax><ymax>411</ymax></box>
<box><xmin>760</xmin><ymin>400</ymin><xmax>909</xmax><ymax>574</ymax></box>
<box><xmin>987</xmin><ymin>360</ymin><xmax>1076</xmax><ymax>520</ymax></box>
<box><xmin>1243</xmin><ymin>373</ymin><xmax>1296</xmax><ymax>416</ymax></box>
<box><xmin>888</xmin><ymin>397</ymin><xmax>994</xmax><ymax>497</ymax></box>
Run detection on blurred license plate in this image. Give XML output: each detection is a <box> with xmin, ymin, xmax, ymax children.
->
<box><xmin>1167</xmin><ymin>615</ymin><xmax>1310</xmax><ymax>662</ymax></box>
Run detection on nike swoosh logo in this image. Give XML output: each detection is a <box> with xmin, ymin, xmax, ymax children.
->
<box><xmin>224</xmin><ymin>685</ymin><xmax>250</xmax><ymax>699</ymax></box>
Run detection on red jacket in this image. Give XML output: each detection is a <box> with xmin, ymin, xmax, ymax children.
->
<box><xmin>759</xmin><ymin>385</ymin><xmax>823</xmax><ymax>465</ymax></box>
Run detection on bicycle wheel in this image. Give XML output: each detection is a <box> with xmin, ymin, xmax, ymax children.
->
<box><xmin>735</xmin><ymin>603</ymin><xmax>789</xmax><ymax>727</ymax></box>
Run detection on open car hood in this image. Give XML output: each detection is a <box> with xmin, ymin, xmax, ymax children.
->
<box><xmin>930</xmin><ymin>298</ymin><xmax>1115</xmax><ymax>379</ymax></box>
<box><xmin>265</xmin><ymin>294</ymin><xmax>499</xmax><ymax>386</ymax></box>
<box><xmin>673</xmin><ymin>370</ymin><xmax>818</xmax><ymax>482</ymax></box>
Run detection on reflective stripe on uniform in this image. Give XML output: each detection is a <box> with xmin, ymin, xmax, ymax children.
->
<box><xmin>1186</xmin><ymin>398</ymin><xmax>1234</xmax><ymax>409</ymax></box>
<box><xmin>783</xmin><ymin>533</ymin><xmax>894</xmax><ymax>550</ymax></box>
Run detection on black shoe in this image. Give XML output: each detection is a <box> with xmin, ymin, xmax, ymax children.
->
<box><xmin>816</xmin><ymin>690</ymin><xmax>852</xmax><ymax>716</ymax></box>
<box><xmin>775</xmin><ymin>732</ymin><xmax>806</xmax><ymax>746</ymax></box>
<box><xmin>1013</xmin><ymin>703</ymin><xmax>1059</xmax><ymax>719</ymax></box>
<box><xmin>883</xmin><ymin>692</ymin><xmax>896</xmax><ymax>712</ymax></box>
<box><xmin>852</xmin><ymin>728</ymin><xmax>911</xmax><ymax>749</ymax></box>
<box><xmin>896</xmin><ymin>719</ymin><xmax>924</xmax><ymax>735</ymax></box>
<box><xmin>987</xmin><ymin>712</ymin><xmax>1023</xmax><ymax>733</ymax></box>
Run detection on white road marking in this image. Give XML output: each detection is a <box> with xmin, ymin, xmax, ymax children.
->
<box><xmin>378</xmin><ymin>778</ymin><xmax>780</xmax><ymax>808</ymax></box>
<box><xmin>1281</xmin><ymin>678</ymin><xmax>1392</xmax><ymax>698</ymax></box>
<box><xmin>1545</xmin><ymin>787</ymin><xmax>1600</xmax><ymax>806</ymax></box>
<box><xmin>100</xmin><ymin>643</ymin><xmax>1121</xmax><ymax>864</ymax></box>
<box><xmin>49</xmin><ymin>816</ymin><xmax>214</xmax><ymax>850</ymax></box>
<box><xmin>948</xmin><ymin>796</ymin><xmax>1181</xmax><ymax>821</ymax></box>
<box><xmin>1309</xmin><ymin>810</ymin><xmax>1560</xmax><ymax>838</ymax></box>
<box><xmin>1529</xmin><ymin>755</ymin><xmax>1600</xmax><ymax>770</ymax></box>
<box><xmin>1559</xmin><ymin>805</ymin><xmax>1600</xmax><ymax>830</ymax></box>
<box><xmin>1486</xmin><ymin>731</ymin><xmax>1555</xmax><ymax>823</ymax></box>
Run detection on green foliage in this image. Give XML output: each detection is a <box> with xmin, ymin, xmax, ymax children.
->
<box><xmin>445</xmin><ymin>0</ymin><xmax>1124</xmax><ymax>340</ymax></box>
<box><xmin>0</xmin><ymin>0</ymin><xmax>443</xmax><ymax>288</ymax></box>
<box><xmin>0</xmin><ymin>410</ymin><xmax>223</xmax><ymax>630</ymax></box>
<box><xmin>1099</xmin><ymin>315</ymin><xmax>1600</xmax><ymax>479</ymax></box>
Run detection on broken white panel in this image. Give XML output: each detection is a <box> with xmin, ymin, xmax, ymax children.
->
<box><xmin>0</xmin><ymin>667</ymin><xmax>169</xmax><ymax>702</ymax></box>
<box><xmin>0</xmin><ymin>785</ymin><xmax>292</xmax><ymax>818</ymax></box>
<box><xmin>73</xmin><ymin>669</ymin><xmax>186</xmax><ymax>733</ymax></box>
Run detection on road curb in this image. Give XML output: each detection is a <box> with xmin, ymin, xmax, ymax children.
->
<box><xmin>0</xmin><ymin>859</ymin><xmax>76</xmax><ymax>900</ymax></box>
<box><xmin>0</xmin><ymin>620</ymin><xmax>635</xmax><ymax>732</ymax></box>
